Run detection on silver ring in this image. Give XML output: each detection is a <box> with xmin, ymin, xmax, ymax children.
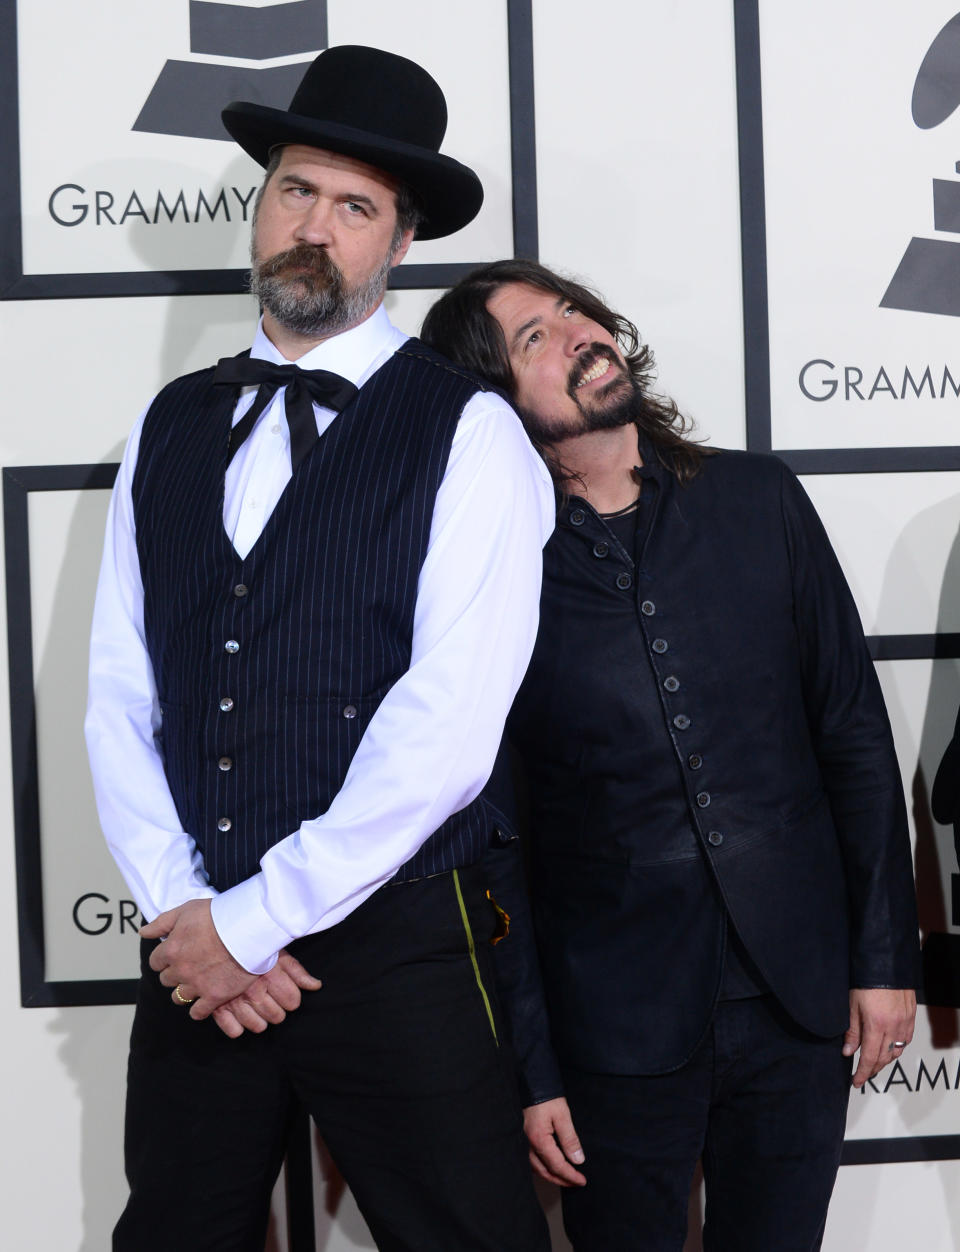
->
<box><xmin>889</xmin><ymin>1040</ymin><xmax>907</xmax><ymax>1050</ymax></box>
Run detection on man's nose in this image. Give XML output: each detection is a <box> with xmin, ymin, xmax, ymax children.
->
<box><xmin>562</xmin><ymin>321</ymin><xmax>593</xmax><ymax>357</ymax></box>
<box><xmin>295</xmin><ymin>200</ymin><xmax>335</xmax><ymax>246</ymax></box>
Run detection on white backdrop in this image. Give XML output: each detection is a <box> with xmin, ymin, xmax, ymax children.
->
<box><xmin>3</xmin><ymin>1</ymin><xmax>960</xmax><ymax>1248</ymax></box>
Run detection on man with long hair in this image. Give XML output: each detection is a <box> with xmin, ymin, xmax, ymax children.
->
<box><xmin>422</xmin><ymin>259</ymin><xmax>920</xmax><ymax>1251</ymax></box>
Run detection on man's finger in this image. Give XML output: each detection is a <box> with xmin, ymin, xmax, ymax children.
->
<box><xmin>276</xmin><ymin>950</ymin><xmax>322</xmax><ymax>991</ymax></box>
<box><xmin>219</xmin><ymin>997</ymin><xmax>271</xmax><ymax>1034</ymax></box>
<box><xmin>147</xmin><ymin>939</ymin><xmax>173</xmax><ymax>973</ymax></box>
<box><xmin>188</xmin><ymin>996</ymin><xmax>220</xmax><ymax>1022</ymax></box>
<box><xmin>258</xmin><ymin>967</ymin><xmax>304</xmax><ymax>1013</ymax></box>
<box><xmin>241</xmin><ymin>990</ymin><xmax>287</xmax><ymax>1026</ymax></box>
<box><xmin>528</xmin><ymin>1148</ymin><xmax>566</xmax><ymax>1186</ymax></box>
<box><xmin>212</xmin><ymin>1006</ymin><xmax>246</xmax><ymax>1039</ymax></box>
<box><xmin>552</xmin><ymin>1109</ymin><xmax>586</xmax><ymax>1168</ymax></box>
<box><xmin>531</xmin><ymin>1137</ymin><xmax>587</xmax><ymax>1187</ymax></box>
<box><xmin>852</xmin><ymin>1027</ymin><xmax>884</xmax><ymax>1087</ymax></box>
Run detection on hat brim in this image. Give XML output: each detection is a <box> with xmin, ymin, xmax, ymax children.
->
<box><xmin>222</xmin><ymin>102</ymin><xmax>483</xmax><ymax>240</ymax></box>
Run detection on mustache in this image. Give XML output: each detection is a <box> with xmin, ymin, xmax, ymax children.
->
<box><xmin>256</xmin><ymin>243</ymin><xmax>342</xmax><ymax>286</ymax></box>
<box><xmin>567</xmin><ymin>344</ymin><xmax>623</xmax><ymax>393</ymax></box>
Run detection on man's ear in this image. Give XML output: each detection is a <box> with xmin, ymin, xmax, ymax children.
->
<box><xmin>390</xmin><ymin>228</ymin><xmax>416</xmax><ymax>269</ymax></box>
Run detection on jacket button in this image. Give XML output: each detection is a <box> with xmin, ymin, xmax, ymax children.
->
<box><xmin>663</xmin><ymin>676</ymin><xmax>679</xmax><ymax>692</ymax></box>
<box><xmin>570</xmin><ymin>509</ymin><xmax>586</xmax><ymax>526</ymax></box>
<box><xmin>673</xmin><ymin>713</ymin><xmax>690</xmax><ymax>730</ymax></box>
<box><xmin>641</xmin><ymin>600</ymin><xmax>655</xmax><ymax>616</ymax></box>
<box><xmin>224</xmin><ymin>639</ymin><xmax>240</xmax><ymax>654</ymax></box>
<box><xmin>696</xmin><ymin>791</ymin><xmax>711</xmax><ymax>808</ymax></box>
<box><xmin>593</xmin><ymin>542</ymin><xmax>609</xmax><ymax>558</ymax></box>
<box><xmin>218</xmin><ymin>757</ymin><xmax>233</xmax><ymax>772</ymax></box>
<box><xmin>616</xmin><ymin>572</ymin><xmax>633</xmax><ymax>590</ymax></box>
<box><xmin>233</xmin><ymin>583</ymin><xmax>249</xmax><ymax>598</ymax></box>
<box><xmin>343</xmin><ymin>704</ymin><xmax>358</xmax><ymax>719</ymax></box>
<box><xmin>219</xmin><ymin>696</ymin><xmax>234</xmax><ymax>712</ymax></box>
<box><xmin>217</xmin><ymin>816</ymin><xmax>232</xmax><ymax>832</ymax></box>
<box><xmin>652</xmin><ymin>638</ymin><xmax>668</xmax><ymax>654</ymax></box>
<box><xmin>707</xmin><ymin>830</ymin><xmax>724</xmax><ymax>846</ymax></box>
<box><xmin>688</xmin><ymin>753</ymin><xmax>703</xmax><ymax>770</ymax></box>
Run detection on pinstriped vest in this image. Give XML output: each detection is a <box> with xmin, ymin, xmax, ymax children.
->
<box><xmin>132</xmin><ymin>340</ymin><xmax>494</xmax><ymax>892</ymax></box>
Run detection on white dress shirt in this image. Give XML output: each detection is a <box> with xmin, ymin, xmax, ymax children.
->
<box><xmin>85</xmin><ymin>304</ymin><xmax>555</xmax><ymax>974</ymax></box>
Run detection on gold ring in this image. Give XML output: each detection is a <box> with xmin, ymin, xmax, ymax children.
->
<box><xmin>174</xmin><ymin>984</ymin><xmax>194</xmax><ymax>1006</ymax></box>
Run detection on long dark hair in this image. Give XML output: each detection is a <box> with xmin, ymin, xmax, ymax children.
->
<box><xmin>420</xmin><ymin>257</ymin><xmax>709</xmax><ymax>481</ymax></box>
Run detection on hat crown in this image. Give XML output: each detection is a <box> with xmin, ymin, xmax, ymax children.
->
<box><xmin>287</xmin><ymin>45</ymin><xmax>448</xmax><ymax>152</ymax></box>
<box><xmin>221</xmin><ymin>44</ymin><xmax>482</xmax><ymax>239</ymax></box>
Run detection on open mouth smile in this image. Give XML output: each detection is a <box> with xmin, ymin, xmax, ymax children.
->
<box><xmin>576</xmin><ymin>356</ymin><xmax>612</xmax><ymax>388</ymax></box>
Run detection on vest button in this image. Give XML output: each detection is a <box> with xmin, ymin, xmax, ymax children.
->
<box><xmin>696</xmin><ymin>791</ymin><xmax>711</xmax><ymax>808</ymax></box>
<box><xmin>688</xmin><ymin>753</ymin><xmax>703</xmax><ymax>770</ymax></box>
<box><xmin>233</xmin><ymin>583</ymin><xmax>249</xmax><ymax>598</ymax></box>
<box><xmin>569</xmin><ymin>509</ymin><xmax>586</xmax><ymax>525</ymax></box>
<box><xmin>219</xmin><ymin>696</ymin><xmax>234</xmax><ymax>712</ymax></box>
<box><xmin>652</xmin><ymin>638</ymin><xmax>668</xmax><ymax>654</ymax></box>
<box><xmin>217</xmin><ymin>816</ymin><xmax>232</xmax><ymax>832</ymax></box>
<box><xmin>616</xmin><ymin>572</ymin><xmax>633</xmax><ymax>590</ymax></box>
<box><xmin>218</xmin><ymin>757</ymin><xmax>233</xmax><ymax>772</ymax></box>
<box><xmin>224</xmin><ymin>639</ymin><xmax>240</xmax><ymax>654</ymax></box>
<box><xmin>673</xmin><ymin>713</ymin><xmax>690</xmax><ymax>730</ymax></box>
<box><xmin>663</xmin><ymin>675</ymin><xmax>680</xmax><ymax>692</ymax></box>
<box><xmin>592</xmin><ymin>542</ymin><xmax>609</xmax><ymax>558</ymax></box>
<box><xmin>707</xmin><ymin>830</ymin><xmax>724</xmax><ymax>847</ymax></box>
<box><xmin>342</xmin><ymin>704</ymin><xmax>358</xmax><ymax>719</ymax></box>
<box><xmin>641</xmin><ymin>600</ymin><xmax>656</xmax><ymax>616</ymax></box>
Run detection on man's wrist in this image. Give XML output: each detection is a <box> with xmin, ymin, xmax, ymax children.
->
<box><xmin>209</xmin><ymin>876</ymin><xmax>292</xmax><ymax>974</ymax></box>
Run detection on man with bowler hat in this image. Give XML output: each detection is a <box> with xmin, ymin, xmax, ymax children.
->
<box><xmin>85</xmin><ymin>48</ymin><xmax>554</xmax><ymax>1251</ymax></box>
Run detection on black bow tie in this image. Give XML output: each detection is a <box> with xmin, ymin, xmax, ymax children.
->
<box><xmin>213</xmin><ymin>355</ymin><xmax>359</xmax><ymax>470</ymax></box>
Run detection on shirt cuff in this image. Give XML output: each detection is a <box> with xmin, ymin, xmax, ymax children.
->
<box><xmin>209</xmin><ymin>875</ymin><xmax>291</xmax><ymax>974</ymax></box>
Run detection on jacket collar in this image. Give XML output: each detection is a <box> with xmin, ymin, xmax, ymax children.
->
<box><xmin>557</xmin><ymin>425</ymin><xmax>667</xmax><ymax>529</ymax></box>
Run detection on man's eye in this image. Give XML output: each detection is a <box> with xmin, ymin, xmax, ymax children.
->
<box><xmin>344</xmin><ymin>201</ymin><xmax>367</xmax><ymax>216</ymax></box>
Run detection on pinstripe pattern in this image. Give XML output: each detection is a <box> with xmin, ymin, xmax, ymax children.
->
<box><xmin>132</xmin><ymin>342</ymin><xmax>493</xmax><ymax>891</ymax></box>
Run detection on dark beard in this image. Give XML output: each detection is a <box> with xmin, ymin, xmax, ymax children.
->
<box><xmin>518</xmin><ymin>344</ymin><xmax>639</xmax><ymax>445</ymax></box>
<box><xmin>249</xmin><ymin>242</ymin><xmax>393</xmax><ymax>338</ymax></box>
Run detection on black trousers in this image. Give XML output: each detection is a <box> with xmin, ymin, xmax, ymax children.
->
<box><xmin>560</xmin><ymin>995</ymin><xmax>852</xmax><ymax>1252</ymax></box>
<box><xmin>114</xmin><ymin>866</ymin><xmax>549</xmax><ymax>1252</ymax></box>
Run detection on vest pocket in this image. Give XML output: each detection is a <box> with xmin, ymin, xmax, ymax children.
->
<box><xmin>282</xmin><ymin>692</ymin><xmax>384</xmax><ymax>822</ymax></box>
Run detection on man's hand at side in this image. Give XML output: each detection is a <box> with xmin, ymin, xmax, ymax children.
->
<box><xmin>523</xmin><ymin>1097</ymin><xmax>587</xmax><ymax>1187</ymax></box>
<box><xmin>212</xmin><ymin>951</ymin><xmax>323</xmax><ymax>1039</ymax></box>
<box><xmin>844</xmin><ymin>987</ymin><xmax>917</xmax><ymax>1088</ymax></box>
<box><xmin>144</xmin><ymin>898</ymin><xmax>258</xmax><ymax>1018</ymax></box>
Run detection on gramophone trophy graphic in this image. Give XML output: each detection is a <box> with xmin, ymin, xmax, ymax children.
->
<box><xmin>134</xmin><ymin>0</ymin><xmax>328</xmax><ymax>142</ymax></box>
<box><xmin>882</xmin><ymin>12</ymin><xmax>960</xmax><ymax>317</ymax></box>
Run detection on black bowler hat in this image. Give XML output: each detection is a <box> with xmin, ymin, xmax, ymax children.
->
<box><xmin>221</xmin><ymin>44</ymin><xmax>483</xmax><ymax>240</ymax></box>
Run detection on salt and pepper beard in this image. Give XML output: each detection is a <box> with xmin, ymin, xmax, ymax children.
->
<box><xmin>249</xmin><ymin>234</ymin><xmax>400</xmax><ymax>340</ymax></box>
<box><xmin>517</xmin><ymin>343</ymin><xmax>641</xmax><ymax>446</ymax></box>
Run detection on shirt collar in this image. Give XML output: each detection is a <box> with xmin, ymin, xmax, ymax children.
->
<box><xmin>559</xmin><ymin>424</ymin><xmax>666</xmax><ymax>524</ymax></box>
<box><xmin>249</xmin><ymin>303</ymin><xmax>408</xmax><ymax>389</ymax></box>
<box><xmin>633</xmin><ymin>428</ymin><xmax>666</xmax><ymax>484</ymax></box>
